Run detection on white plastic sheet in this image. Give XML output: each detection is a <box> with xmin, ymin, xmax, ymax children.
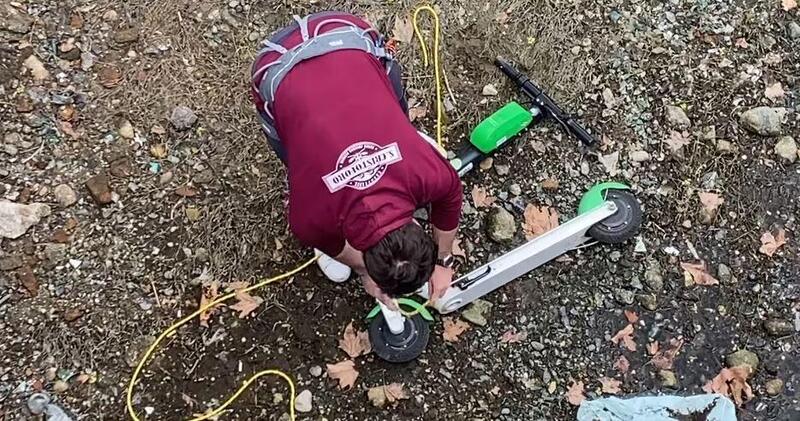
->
<box><xmin>577</xmin><ymin>393</ymin><xmax>737</xmax><ymax>421</ymax></box>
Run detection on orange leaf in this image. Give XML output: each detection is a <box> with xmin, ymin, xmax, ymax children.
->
<box><xmin>565</xmin><ymin>381</ymin><xmax>586</xmax><ymax>406</ymax></box>
<box><xmin>339</xmin><ymin>322</ymin><xmax>372</xmax><ymax>358</ymax></box>
<box><xmin>228</xmin><ymin>290</ymin><xmax>263</xmax><ymax>318</ymax></box>
<box><xmin>599</xmin><ymin>377</ymin><xmax>622</xmax><ymax>394</ymax></box>
<box><xmin>326</xmin><ymin>360</ymin><xmax>359</xmax><ymax>389</ymax></box>
<box><xmin>541</xmin><ymin>178</ymin><xmax>559</xmax><ymax>190</ymax></box>
<box><xmin>59</xmin><ymin>121</ymin><xmax>82</xmax><ymax>140</ymax></box>
<box><xmin>452</xmin><ymin>237</ymin><xmax>466</xmax><ymax>258</ymax></box>
<box><xmin>759</xmin><ymin>229</ymin><xmax>787</xmax><ymax>257</ymax></box>
<box><xmin>624</xmin><ymin>310</ymin><xmax>639</xmax><ymax>324</ymax></box>
<box><xmin>698</xmin><ymin>191</ymin><xmax>724</xmax><ymax>213</ymax></box>
<box><xmin>522</xmin><ymin>204</ymin><xmax>559</xmax><ymax>239</ymax></box>
<box><xmin>665</xmin><ymin>130</ymin><xmax>690</xmax><ymax>152</ymax></box>
<box><xmin>611</xmin><ymin>324</ymin><xmax>637</xmax><ymax>351</ymax></box>
<box><xmin>647</xmin><ymin>341</ymin><xmax>660</xmax><ymax>356</ymax></box>
<box><xmin>680</xmin><ymin>261</ymin><xmax>719</xmax><ymax>286</ymax></box>
<box><xmin>442</xmin><ymin>317</ymin><xmax>470</xmax><ymax>342</ymax></box>
<box><xmin>175</xmin><ymin>185</ymin><xmax>199</xmax><ymax>197</ymax></box>
<box><xmin>408</xmin><ymin>106</ymin><xmax>427</xmax><ymax>122</ymax></box>
<box><xmin>614</xmin><ymin>355</ymin><xmax>630</xmax><ymax>373</ymax></box>
<box><xmin>783</xmin><ymin>0</ymin><xmax>797</xmax><ymax>11</ymax></box>
<box><xmin>367</xmin><ymin>383</ymin><xmax>409</xmax><ymax>408</ymax></box>
<box><xmin>471</xmin><ymin>186</ymin><xmax>496</xmax><ymax>208</ymax></box>
<box><xmin>500</xmin><ymin>329</ymin><xmax>528</xmax><ymax>344</ymax></box>
<box><xmin>198</xmin><ymin>281</ymin><xmax>220</xmax><ymax>327</ymax></box>
<box><xmin>704</xmin><ymin>365</ymin><xmax>753</xmax><ymax>406</ymax></box>
<box><xmin>224</xmin><ymin>281</ymin><xmax>250</xmax><ymax>292</ymax></box>
<box><xmin>651</xmin><ymin>338</ymin><xmax>684</xmax><ymax>370</ymax></box>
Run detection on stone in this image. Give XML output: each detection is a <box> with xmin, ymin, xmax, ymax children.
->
<box><xmin>717</xmin><ymin>264</ymin><xmax>735</xmax><ymax>284</ymax></box>
<box><xmin>637</xmin><ymin>293</ymin><xmax>658</xmax><ymax>311</ymax></box>
<box><xmin>53</xmin><ymin>380</ymin><xmax>69</xmax><ymax>393</ymax></box>
<box><xmin>716</xmin><ymin>139</ymin><xmax>734</xmax><ymax>153</ymax></box>
<box><xmin>765</xmin><ymin>378</ymin><xmax>784</xmax><ymax>396</ymax></box>
<box><xmin>740</xmin><ymin>107</ymin><xmax>785</xmax><ymax>136</ymax></box>
<box><xmin>659</xmin><ymin>370</ymin><xmax>678</xmax><ymax>388</ymax></box>
<box><xmin>170</xmin><ymin>106</ymin><xmax>198</xmax><ymax>130</ymax></box>
<box><xmin>509</xmin><ymin>183</ymin><xmax>521</xmax><ymax>196</ymax></box>
<box><xmin>461</xmin><ymin>299</ymin><xmax>493</xmax><ymax>326</ymax></box>
<box><xmin>482</xmin><ymin>84</ymin><xmax>498</xmax><ymax>96</ymax></box>
<box><xmin>0</xmin><ymin>256</ymin><xmax>23</xmax><ymax>271</ymax></box>
<box><xmin>487</xmin><ymin>207</ymin><xmax>516</xmax><ymax>242</ymax></box>
<box><xmin>118</xmin><ymin>120</ymin><xmax>135</xmax><ymax>139</ymax></box>
<box><xmin>644</xmin><ymin>260</ymin><xmax>664</xmax><ymax>291</ymax></box>
<box><xmin>294</xmin><ymin>389</ymin><xmax>312</xmax><ymax>413</ymax></box>
<box><xmin>85</xmin><ymin>174</ymin><xmax>114</xmax><ymax>205</ymax></box>
<box><xmin>763</xmin><ymin>318</ymin><xmax>794</xmax><ymax>337</ymax></box>
<box><xmin>53</xmin><ymin>184</ymin><xmax>77</xmax><ymax>207</ymax></box>
<box><xmin>125</xmin><ymin>335</ymin><xmax>156</xmax><ymax>367</ymax></box>
<box><xmin>44</xmin><ymin>243</ymin><xmax>67</xmax><ymax>264</ymax></box>
<box><xmin>494</xmin><ymin>164</ymin><xmax>510</xmax><ymax>176</ymax></box>
<box><xmin>665</xmin><ymin>105</ymin><xmax>691</xmax><ymax>128</ymax></box>
<box><xmin>726</xmin><ymin>349</ymin><xmax>759</xmax><ymax>372</ymax></box>
<box><xmin>614</xmin><ymin>288</ymin><xmax>635</xmax><ymax>305</ymax></box>
<box><xmin>788</xmin><ymin>22</ymin><xmax>800</xmax><ymax>39</ymax></box>
<box><xmin>3</xmin><ymin>144</ymin><xmax>18</xmax><ymax>156</ymax></box>
<box><xmin>309</xmin><ymin>365</ymin><xmax>322</xmax><ymax>377</ymax></box>
<box><xmin>629</xmin><ymin>150</ymin><xmax>651</xmax><ymax>162</ymax></box>
<box><xmin>774</xmin><ymin>136</ymin><xmax>797</xmax><ymax>163</ymax></box>
<box><xmin>114</xmin><ymin>27</ymin><xmax>140</xmax><ymax>43</ymax></box>
<box><xmin>0</xmin><ymin>4</ymin><xmax>34</xmax><ymax>34</ymax></box>
<box><xmin>0</xmin><ymin>201</ymin><xmax>52</xmax><ymax>239</ymax></box>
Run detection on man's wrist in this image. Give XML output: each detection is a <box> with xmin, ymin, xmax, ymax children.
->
<box><xmin>436</xmin><ymin>253</ymin><xmax>454</xmax><ymax>269</ymax></box>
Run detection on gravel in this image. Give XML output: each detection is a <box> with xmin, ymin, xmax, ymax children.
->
<box><xmin>774</xmin><ymin>136</ymin><xmax>797</xmax><ymax>163</ymax></box>
<box><xmin>486</xmin><ymin>207</ymin><xmax>516</xmax><ymax>242</ymax></box>
<box><xmin>665</xmin><ymin>105</ymin><xmax>691</xmax><ymax>128</ymax></box>
<box><xmin>169</xmin><ymin>105</ymin><xmax>198</xmax><ymax>130</ymax></box>
<box><xmin>726</xmin><ymin>349</ymin><xmax>759</xmax><ymax>372</ymax></box>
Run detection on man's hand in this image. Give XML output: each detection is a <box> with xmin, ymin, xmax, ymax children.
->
<box><xmin>429</xmin><ymin>265</ymin><xmax>454</xmax><ymax>302</ymax></box>
<box><xmin>361</xmin><ymin>275</ymin><xmax>398</xmax><ymax>310</ymax></box>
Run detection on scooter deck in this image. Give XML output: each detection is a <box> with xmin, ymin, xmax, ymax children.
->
<box><xmin>418</xmin><ymin>200</ymin><xmax>618</xmax><ymax>313</ymax></box>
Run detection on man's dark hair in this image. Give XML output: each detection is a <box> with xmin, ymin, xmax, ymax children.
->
<box><xmin>364</xmin><ymin>222</ymin><xmax>436</xmax><ymax>297</ymax></box>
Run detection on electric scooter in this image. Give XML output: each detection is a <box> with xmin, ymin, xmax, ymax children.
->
<box><xmin>366</xmin><ymin>58</ymin><xmax>643</xmax><ymax>363</ymax></box>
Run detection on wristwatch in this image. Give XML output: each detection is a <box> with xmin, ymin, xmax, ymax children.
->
<box><xmin>437</xmin><ymin>254</ymin><xmax>454</xmax><ymax>269</ymax></box>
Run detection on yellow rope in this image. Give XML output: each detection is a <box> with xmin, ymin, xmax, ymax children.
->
<box><xmin>412</xmin><ymin>5</ymin><xmax>445</xmax><ymax>148</ymax></box>
<box><xmin>126</xmin><ymin>256</ymin><xmax>319</xmax><ymax>421</ymax></box>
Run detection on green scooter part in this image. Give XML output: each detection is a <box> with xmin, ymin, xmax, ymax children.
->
<box><xmin>578</xmin><ymin>182</ymin><xmax>631</xmax><ymax>215</ymax></box>
<box><xmin>470</xmin><ymin>102</ymin><xmax>534</xmax><ymax>154</ymax></box>
<box><xmin>366</xmin><ymin>298</ymin><xmax>434</xmax><ymax>322</ymax></box>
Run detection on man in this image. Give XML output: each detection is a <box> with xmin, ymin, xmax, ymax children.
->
<box><xmin>251</xmin><ymin>12</ymin><xmax>462</xmax><ymax>308</ymax></box>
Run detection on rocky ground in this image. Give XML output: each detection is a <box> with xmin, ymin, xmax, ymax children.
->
<box><xmin>1</xmin><ymin>0</ymin><xmax>799</xmax><ymax>420</ymax></box>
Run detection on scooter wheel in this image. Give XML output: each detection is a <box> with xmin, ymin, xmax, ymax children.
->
<box><xmin>587</xmin><ymin>189</ymin><xmax>642</xmax><ymax>244</ymax></box>
<box><xmin>369</xmin><ymin>312</ymin><xmax>430</xmax><ymax>363</ymax></box>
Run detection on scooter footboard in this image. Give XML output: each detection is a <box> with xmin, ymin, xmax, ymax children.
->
<box><xmin>423</xmin><ymin>201</ymin><xmax>618</xmax><ymax>314</ymax></box>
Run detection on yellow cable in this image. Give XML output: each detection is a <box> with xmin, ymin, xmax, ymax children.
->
<box><xmin>412</xmin><ymin>5</ymin><xmax>444</xmax><ymax>148</ymax></box>
<box><xmin>126</xmin><ymin>256</ymin><xmax>319</xmax><ymax>421</ymax></box>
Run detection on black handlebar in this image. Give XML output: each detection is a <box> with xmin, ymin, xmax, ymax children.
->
<box><xmin>495</xmin><ymin>57</ymin><xmax>597</xmax><ymax>147</ymax></box>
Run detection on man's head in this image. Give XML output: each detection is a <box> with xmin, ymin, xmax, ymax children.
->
<box><xmin>364</xmin><ymin>222</ymin><xmax>436</xmax><ymax>297</ymax></box>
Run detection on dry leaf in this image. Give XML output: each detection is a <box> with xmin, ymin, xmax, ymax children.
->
<box><xmin>565</xmin><ymin>381</ymin><xmax>586</xmax><ymax>406</ymax></box>
<box><xmin>59</xmin><ymin>121</ymin><xmax>81</xmax><ymax>140</ymax></box>
<box><xmin>471</xmin><ymin>186</ymin><xmax>496</xmax><ymax>208</ymax></box>
<box><xmin>408</xmin><ymin>106</ymin><xmax>427</xmax><ymax>122</ymax></box>
<box><xmin>665</xmin><ymin>130</ymin><xmax>690</xmax><ymax>152</ymax></box>
<box><xmin>452</xmin><ymin>237</ymin><xmax>466</xmax><ymax>258</ymax></box>
<box><xmin>703</xmin><ymin>365</ymin><xmax>753</xmax><ymax>406</ymax></box>
<box><xmin>198</xmin><ymin>281</ymin><xmax>220</xmax><ymax>327</ymax></box>
<box><xmin>599</xmin><ymin>377</ymin><xmax>622</xmax><ymax>394</ymax></box>
<box><xmin>228</xmin><ymin>289</ymin><xmax>263</xmax><ymax>318</ymax></box>
<box><xmin>783</xmin><ymin>0</ymin><xmax>797</xmax><ymax>11</ymax></box>
<box><xmin>541</xmin><ymin>178</ymin><xmax>559</xmax><ymax>190</ymax></box>
<box><xmin>367</xmin><ymin>383</ymin><xmax>409</xmax><ymax>408</ymax></box>
<box><xmin>98</xmin><ymin>64</ymin><xmax>122</xmax><ymax>88</ymax></box>
<box><xmin>759</xmin><ymin>229</ymin><xmax>786</xmax><ymax>257</ymax></box>
<box><xmin>651</xmin><ymin>338</ymin><xmax>684</xmax><ymax>370</ymax></box>
<box><xmin>614</xmin><ymin>355</ymin><xmax>630</xmax><ymax>373</ymax></box>
<box><xmin>500</xmin><ymin>329</ymin><xmax>528</xmax><ymax>344</ymax></box>
<box><xmin>765</xmin><ymin>82</ymin><xmax>785</xmax><ymax>101</ymax></box>
<box><xmin>24</xmin><ymin>55</ymin><xmax>50</xmax><ymax>81</ymax></box>
<box><xmin>598</xmin><ymin>151</ymin><xmax>619</xmax><ymax>176</ymax></box>
<box><xmin>522</xmin><ymin>204</ymin><xmax>559</xmax><ymax>240</ymax></box>
<box><xmin>150</xmin><ymin>144</ymin><xmax>168</xmax><ymax>158</ymax></box>
<box><xmin>680</xmin><ymin>261</ymin><xmax>719</xmax><ymax>286</ymax></box>
<box><xmin>611</xmin><ymin>324</ymin><xmax>637</xmax><ymax>351</ymax></box>
<box><xmin>392</xmin><ymin>15</ymin><xmax>413</xmax><ymax>43</ymax></box>
<box><xmin>327</xmin><ymin>360</ymin><xmax>358</xmax><ymax>389</ymax></box>
<box><xmin>339</xmin><ymin>322</ymin><xmax>372</xmax><ymax>358</ymax></box>
<box><xmin>698</xmin><ymin>191</ymin><xmax>724</xmax><ymax>222</ymax></box>
<box><xmin>442</xmin><ymin>317</ymin><xmax>470</xmax><ymax>342</ymax></box>
<box><xmin>734</xmin><ymin>38</ymin><xmax>749</xmax><ymax>48</ymax></box>
<box><xmin>58</xmin><ymin>105</ymin><xmax>76</xmax><ymax>121</ymax></box>
<box><xmin>225</xmin><ymin>281</ymin><xmax>250</xmax><ymax>292</ymax></box>
<box><xmin>624</xmin><ymin>310</ymin><xmax>639</xmax><ymax>324</ymax></box>
<box><xmin>175</xmin><ymin>185</ymin><xmax>199</xmax><ymax>197</ymax></box>
<box><xmin>647</xmin><ymin>341</ymin><xmax>660</xmax><ymax>356</ymax></box>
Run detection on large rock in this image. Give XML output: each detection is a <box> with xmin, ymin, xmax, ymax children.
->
<box><xmin>726</xmin><ymin>349</ymin><xmax>759</xmax><ymax>372</ymax></box>
<box><xmin>0</xmin><ymin>201</ymin><xmax>51</xmax><ymax>239</ymax></box>
<box><xmin>170</xmin><ymin>106</ymin><xmax>198</xmax><ymax>131</ymax></box>
<box><xmin>487</xmin><ymin>207</ymin><xmax>516</xmax><ymax>242</ymax></box>
<box><xmin>774</xmin><ymin>136</ymin><xmax>797</xmax><ymax>163</ymax></box>
<box><xmin>740</xmin><ymin>107</ymin><xmax>785</xmax><ymax>136</ymax></box>
<box><xmin>764</xmin><ymin>318</ymin><xmax>794</xmax><ymax>337</ymax></box>
<box><xmin>0</xmin><ymin>4</ymin><xmax>34</xmax><ymax>34</ymax></box>
<box><xmin>85</xmin><ymin>173</ymin><xmax>113</xmax><ymax>205</ymax></box>
<box><xmin>665</xmin><ymin>105</ymin><xmax>691</xmax><ymax>128</ymax></box>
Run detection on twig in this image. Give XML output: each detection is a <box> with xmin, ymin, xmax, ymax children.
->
<box><xmin>151</xmin><ymin>281</ymin><xmax>161</xmax><ymax>308</ymax></box>
<box><xmin>21</xmin><ymin>140</ymin><xmax>45</xmax><ymax>163</ymax></box>
<box><xmin>685</xmin><ymin>239</ymin><xmax>700</xmax><ymax>260</ymax></box>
